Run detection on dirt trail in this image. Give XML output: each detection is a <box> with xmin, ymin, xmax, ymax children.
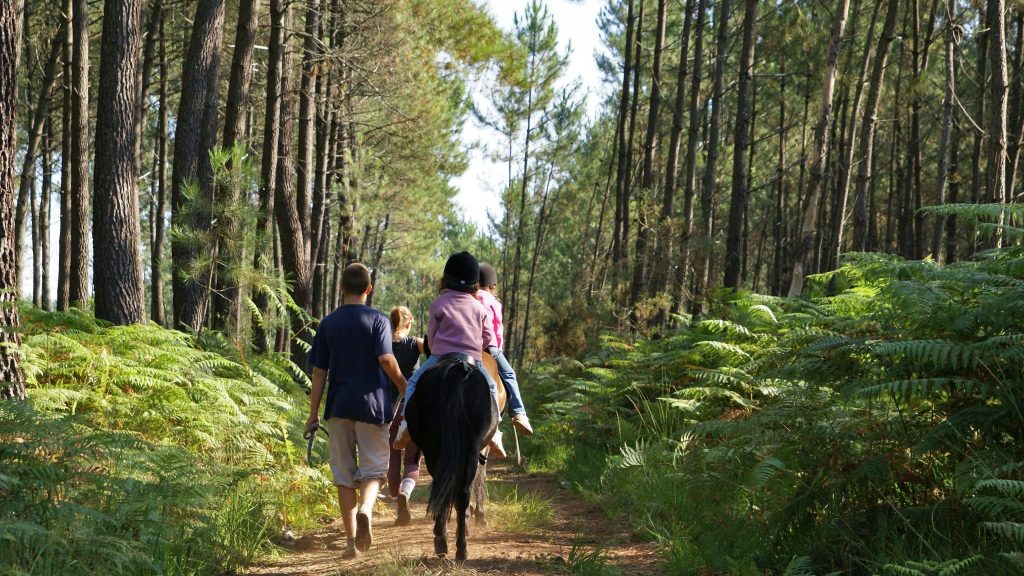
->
<box><xmin>246</xmin><ymin>463</ymin><xmax>659</xmax><ymax>575</ymax></box>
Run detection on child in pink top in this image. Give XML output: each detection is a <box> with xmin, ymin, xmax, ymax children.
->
<box><xmin>477</xmin><ymin>263</ymin><xmax>533</xmax><ymax>435</ymax></box>
<box><xmin>393</xmin><ymin>252</ymin><xmax>507</xmax><ymax>458</ymax></box>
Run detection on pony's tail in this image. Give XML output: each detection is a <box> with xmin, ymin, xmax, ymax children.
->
<box><xmin>427</xmin><ymin>364</ymin><xmax>479</xmax><ymax>523</ymax></box>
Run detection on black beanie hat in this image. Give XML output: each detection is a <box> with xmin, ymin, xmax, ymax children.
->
<box><xmin>479</xmin><ymin>263</ymin><xmax>498</xmax><ymax>288</ymax></box>
<box><xmin>444</xmin><ymin>251</ymin><xmax>480</xmax><ymax>291</ymax></box>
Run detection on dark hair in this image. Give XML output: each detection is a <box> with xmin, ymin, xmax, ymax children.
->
<box><xmin>342</xmin><ymin>263</ymin><xmax>372</xmax><ymax>295</ymax></box>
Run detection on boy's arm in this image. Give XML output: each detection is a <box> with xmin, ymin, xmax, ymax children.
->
<box><xmin>379</xmin><ymin>354</ymin><xmax>408</xmax><ymax>397</ymax></box>
<box><xmin>306</xmin><ymin>367</ymin><xmax>327</xmax><ymax>431</ymax></box>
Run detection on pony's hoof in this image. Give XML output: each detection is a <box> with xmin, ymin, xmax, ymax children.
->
<box><xmin>434</xmin><ymin>536</ymin><xmax>448</xmax><ymax>557</ymax></box>
<box><xmin>474</xmin><ymin>514</ymin><xmax>489</xmax><ymax>528</ymax></box>
<box><xmin>456</xmin><ymin>548</ymin><xmax>468</xmax><ymax>561</ymax></box>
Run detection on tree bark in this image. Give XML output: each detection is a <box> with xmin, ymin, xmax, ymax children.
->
<box><xmin>629</xmin><ymin>0</ymin><xmax>667</xmax><ymax>305</ymax></box>
<box><xmin>69</xmin><ymin>0</ymin><xmax>90</xmax><ymax>308</ymax></box>
<box><xmin>830</xmin><ymin>0</ymin><xmax>881</xmax><ymax>268</ymax></box>
<box><xmin>723</xmin><ymin>0</ymin><xmax>758</xmax><ymax>289</ymax></box>
<box><xmin>171</xmin><ymin>0</ymin><xmax>226</xmax><ymax>331</ymax></box>
<box><xmin>987</xmin><ymin>0</ymin><xmax>1009</xmax><ymax>245</ymax></box>
<box><xmin>694</xmin><ymin>0</ymin><xmax>731</xmax><ymax>311</ymax></box>
<box><xmin>0</xmin><ymin>0</ymin><xmax>25</xmax><ymax>399</ymax></box>
<box><xmin>853</xmin><ymin>0</ymin><xmax>900</xmax><ymax>252</ymax></box>
<box><xmin>931</xmin><ymin>0</ymin><xmax>956</xmax><ymax>261</ymax></box>
<box><xmin>57</xmin><ymin>0</ymin><xmax>72</xmax><ymax>310</ymax></box>
<box><xmin>151</xmin><ymin>10</ymin><xmax>167</xmax><ymax>326</ymax></box>
<box><xmin>788</xmin><ymin>0</ymin><xmax>852</xmax><ymax>297</ymax></box>
<box><xmin>652</xmin><ymin>0</ymin><xmax>695</xmax><ymax>299</ymax></box>
<box><xmin>612</xmin><ymin>0</ymin><xmax>636</xmax><ymax>264</ymax></box>
<box><xmin>92</xmin><ymin>0</ymin><xmax>145</xmax><ymax>325</ymax></box>
<box><xmin>40</xmin><ymin>119</ymin><xmax>52</xmax><ymax>310</ymax></box>
<box><xmin>254</xmin><ymin>0</ymin><xmax>285</xmax><ymax>353</ymax></box>
<box><xmin>671</xmin><ymin>0</ymin><xmax>707</xmax><ymax>312</ymax></box>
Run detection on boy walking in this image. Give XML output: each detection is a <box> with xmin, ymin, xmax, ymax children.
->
<box><xmin>306</xmin><ymin>263</ymin><xmax>408</xmax><ymax>559</ymax></box>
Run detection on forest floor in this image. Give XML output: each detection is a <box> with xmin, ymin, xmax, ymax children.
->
<box><xmin>245</xmin><ymin>462</ymin><xmax>660</xmax><ymax>575</ymax></box>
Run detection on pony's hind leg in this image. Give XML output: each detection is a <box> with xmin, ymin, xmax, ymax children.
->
<box><xmin>473</xmin><ymin>451</ymin><xmax>489</xmax><ymax>527</ymax></box>
<box><xmin>455</xmin><ymin>483</ymin><xmax>471</xmax><ymax>561</ymax></box>
<box><xmin>433</xmin><ymin>511</ymin><xmax>449</xmax><ymax>558</ymax></box>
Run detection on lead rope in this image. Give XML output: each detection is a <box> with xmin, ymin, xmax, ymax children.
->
<box><xmin>303</xmin><ymin>423</ymin><xmax>329</xmax><ymax>468</ymax></box>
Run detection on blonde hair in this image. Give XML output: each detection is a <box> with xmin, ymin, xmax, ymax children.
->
<box><xmin>389</xmin><ymin>306</ymin><xmax>414</xmax><ymax>339</ymax></box>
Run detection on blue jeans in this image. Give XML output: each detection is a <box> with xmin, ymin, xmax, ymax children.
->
<box><xmin>402</xmin><ymin>354</ymin><xmax>501</xmax><ymax>420</ymax></box>
<box><xmin>488</xmin><ymin>347</ymin><xmax>526</xmax><ymax>416</ymax></box>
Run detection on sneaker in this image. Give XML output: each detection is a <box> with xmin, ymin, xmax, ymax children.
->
<box><xmin>355</xmin><ymin>511</ymin><xmax>372</xmax><ymax>551</ymax></box>
<box><xmin>395</xmin><ymin>491</ymin><xmax>411</xmax><ymax>527</ymax></box>
<box><xmin>488</xmin><ymin>429</ymin><xmax>508</xmax><ymax>459</ymax></box>
<box><xmin>512</xmin><ymin>413</ymin><xmax>534</xmax><ymax>435</ymax></box>
<box><xmin>392</xmin><ymin>420</ymin><xmax>411</xmax><ymax>450</ymax></box>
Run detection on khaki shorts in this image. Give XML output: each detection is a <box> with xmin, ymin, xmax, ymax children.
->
<box><xmin>325</xmin><ymin>417</ymin><xmax>391</xmax><ymax>488</ymax></box>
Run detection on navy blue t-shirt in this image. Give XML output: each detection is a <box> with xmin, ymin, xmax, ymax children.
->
<box><xmin>309</xmin><ymin>304</ymin><xmax>395</xmax><ymax>424</ymax></box>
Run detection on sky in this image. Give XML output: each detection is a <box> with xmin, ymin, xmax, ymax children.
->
<box><xmin>450</xmin><ymin>0</ymin><xmax>608</xmax><ymax>232</ymax></box>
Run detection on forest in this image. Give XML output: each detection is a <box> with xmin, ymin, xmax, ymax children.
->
<box><xmin>1</xmin><ymin>0</ymin><xmax>1024</xmax><ymax>574</ymax></box>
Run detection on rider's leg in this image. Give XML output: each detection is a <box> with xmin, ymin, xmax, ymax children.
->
<box><xmin>394</xmin><ymin>355</ymin><xmax>441</xmax><ymax>450</ymax></box>
<box><xmin>387</xmin><ymin>414</ymin><xmax>403</xmax><ymax>497</ymax></box>
<box><xmin>399</xmin><ymin>354</ymin><xmax>441</xmax><ymax>417</ymax></box>
<box><xmin>488</xmin><ymin>347</ymin><xmax>527</xmax><ymax>416</ymax></box>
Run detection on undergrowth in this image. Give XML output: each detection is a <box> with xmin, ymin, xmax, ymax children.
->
<box><xmin>525</xmin><ymin>211</ymin><xmax>1024</xmax><ymax>574</ymax></box>
<box><xmin>1</xmin><ymin>308</ymin><xmax>333</xmax><ymax>575</ymax></box>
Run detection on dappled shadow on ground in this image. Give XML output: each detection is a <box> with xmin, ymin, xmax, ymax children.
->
<box><xmin>246</xmin><ymin>463</ymin><xmax>659</xmax><ymax>575</ymax></box>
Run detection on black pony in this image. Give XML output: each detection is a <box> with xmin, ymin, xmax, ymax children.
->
<box><xmin>404</xmin><ymin>353</ymin><xmax>498</xmax><ymax>561</ymax></box>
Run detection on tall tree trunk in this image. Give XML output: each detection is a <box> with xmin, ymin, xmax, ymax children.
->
<box><xmin>213</xmin><ymin>0</ymin><xmax>261</xmax><ymax>334</ymax></box>
<box><xmin>0</xmin><ymin>0</ymin><xmax>25</xmax><ymax>399</ymax></box>
<box><xmin>517</xmin><ymin>169</ymin><xmax>556</xmax><ymax>367</ymax></box>
<box><xmin>507</xmin><ymin>33</ymin><xmax>540</xmax><ymax>361</ymax></box>
<box><xmin>40</xmin><ymin>119</ymin><xmax>52</xmax><ymax>310</ymax></box>
<box><xmin>987</xmin><ymin>0</ymin><xmax>1009</xmax><ymax>246</ymax></box>
<box><xmin>830</xmin><ymin>0</ymin><xmax>881</xmax><ymax>267</ymax></box>
<box><xmin>296</xmin><ymin>0</ymin><xmax>321</xmax><ymax>253</ymax></box>
<box><xmin>92</xmin><ymin>0</ymin><xmax>145</xmax><ymax>325</ymax></box>
<box><xmin>723</xmin><ymin>0</ymin><xmax>758</xmax><ymax>289</ymax></box>
<box><xmin>853</xmin><ymin>0</ymin><xmax>900</xmax><ymax>252</ymax></box>
<box><xmin>612</xmin><ymin>0</ymin><xmax>636</xmax><ymax>264</ymax></box>
<box><xmin>772</xmin><ymin>54</ymin><xmax>787</xmax><ymax>295</ymax></box>
<box><xmin>623</xmin><ymin>0</ymin><xmax>645</xmax><ymax>280</ymax></box>
<box><xmin>652</xmin><ymin>0</ymin><xmax>695</xmax><ymax>299</ymax></box>
<box><xmin>671</xmin><ymin>0</ymin><xmax>707</xmax><ymax>312</ymax></box>
<box><xmin>69</xmin><ymin>0</ymin><xmax>90</xmax><ymax>308</ymax></box>
<box><xmin>171</xmin><ymin>0</ymin><xmax>226</xmax><ymax>331</ymax></box>
<box><xmin>630</xmin><ymin>0</ymin><xmax>667</xmax><ymax>305</ymax></box>
<box><xmin>788</xmin><ymin>0</ymin><xmax>852</xmax><ymax>297</ymax></box>
<box><xmin>945</xmin><ymin>119</ymin><xmax>961</xmax><ymax>262</ymax></box>
<box><xmin>931</xmin><ymin>0</ymin><xmax>956</xmax><ymax>261</ymax></box>
<box><xmin>254</xmin><ymin>0</ymin><xmax>285</xmax><ymax>353</ymax></box>
<box><xmin>134</xmin><ymin>0</ymin><xmax>160</xmax><ymax>170</ymax></box>
<box><xmin>694</xmin><ymin>0</ymin><xmax>731</xmax><ymax>312</ymax></box>
<box><xmin>151</xmin><ymin>10</ymin><xmax>167</xmax><ymax>326</ymax></box>
<box><xmin>970</xmin><ymin>3</ymin><xmax>989</xmax><ymax>253</ymax></box>
<box><xmin>272</xmin><ymin>2</ymin><xmax>313</xmax><ymax>364</ymax></box>
<box><xmin>57</xmin><ymin>0</ymin><xmax>72</xmax><ymax>310</ymax></box>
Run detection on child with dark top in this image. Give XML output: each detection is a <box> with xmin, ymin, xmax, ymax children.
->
<box><xmin>477</xmin><ymin>263</ymin><xmax>534</xmax><ymax>435</ymax></box>
<box><xmin>386</xmin><ymin>306</ymin><xmax>423</xmax><ymax>526</ymax></box>
<box><xmin>306</xmin><ymin>263</ymin><xmax>408</xmax><ymax>559</ymax></box>
<box><xmin>392</xmin><ymin>251</ymin><xmax>508</xmax><ymax>458</ymax></box>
